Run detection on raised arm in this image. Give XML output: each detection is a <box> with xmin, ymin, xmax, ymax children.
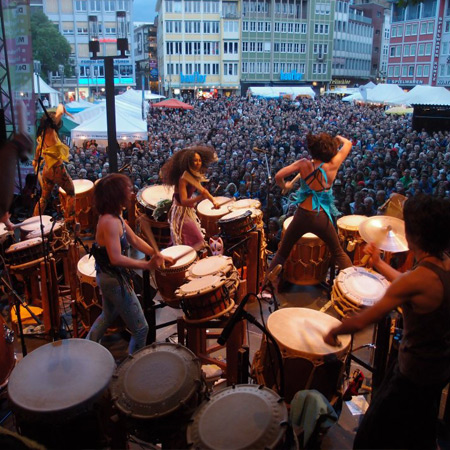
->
<box><xmin>275</xmin><ymin>159</ymin><xmax>303</xmax><ymax>190</ymax></box>
<box><xmin>54</xmin><ymin>103</ymin><xmax>74</xmax><ymax>124</ymax></box>
<box><xmin>328</xmin><ymin>135</ymin><xmax>352</xmax><ymax>170</ymax></box>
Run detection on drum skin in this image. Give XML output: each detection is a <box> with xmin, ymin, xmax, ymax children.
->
<box><xmin>197</xmin><ymin>197</ymin><xmax>233</xmax><ymax>238</ymax></box>
<box><xmin>253</xmin><ymin>308</ymin><xmax>351</xmax><ymax>402</ymax></box>
<box><xmin>60</xmin><ymin>179</ymin><xmax>95</xmax><ymax>231</ymax></box>
<box><xmin>337</xmin><ymin>215</ymin><xmax>367</xmax><ymax>266</ymax></box>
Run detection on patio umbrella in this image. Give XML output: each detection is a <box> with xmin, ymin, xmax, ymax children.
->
<box><xmin>151</xmin><ymin>99</ymin><xmax>194</xmax><ymax>110</ymax></box>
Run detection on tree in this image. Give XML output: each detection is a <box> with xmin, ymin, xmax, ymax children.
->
<box><xmin>31</xmin><ymin>11</ymin><xmax>72</xmax><ymax>81</ymax></box>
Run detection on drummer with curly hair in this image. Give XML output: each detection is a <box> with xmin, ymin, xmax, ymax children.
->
<box><xmin>269</xmin><ymin>133</ymin><xmax>353</xmax><ymax>278</ymax></box>
<box><xmin>325</xmin><ymin>194</ymin><xmax>450</xmax><ymax>449</ymax></box>
<box><xmin>161</xmin><ymin>146</ymin><xmax>219</xmax><ymax>251</ymax></box>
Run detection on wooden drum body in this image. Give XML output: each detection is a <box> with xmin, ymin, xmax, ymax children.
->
<box><xmin>136</xmin><ymin>185</ymin><xmax>174</xmax><ymax>249</ymax></box>
<box><xmin>5</xmin><ymin>238</ymin><xmax>44</xmax><ymax>267</ymax></box>
<box><xmin>197</xmin><ymin>197</ymin><xmax>233</xmax><ymax>239</ymax></box>
<box><xmin>282</xmin><ymin>217</ymin><xmax>331</xmax><ymax>286</ymax></box>
<box><xmin>0</xmin><ymin>224</ymin><xmax>14</xmax><ymax>259</ymax></box>
<box><xmin>253</xmin><ymin>308</ymin><xmax>351</xmax><ymax>402</ymax></box>
<box><xmin>337</xmin><ymin>215</ymin><xmax>367</xmax><ymax>266</ymax></box>
<box><xmin>154</xmin><ymin>245</ymin><xmax>197</xmax><ymax>307</ymax></box>
<box><xmin>0</xmin><ymin>314</ymin><xmax>15</xmax><ymax>388</ymax></box>
<box><xmin>60</xmin><ymin>179</ymin><xmax>95</xmax><ymax>231</ymax></box>
<box><xmin>219</xmin><ymin>209</ymin><xmax>254</xmax><ymax>239</ymax></box>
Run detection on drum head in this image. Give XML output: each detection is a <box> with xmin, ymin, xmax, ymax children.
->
<box><xmin>336</xmin><ymin>267</ymin><xmax>389</xmax><ymax>307</ymax></box>
<box><xmin>27</xmin><ymin>221</ymin><xmax>63</xmax><ymax>239</ymax></box>
<box><xmin>8</xmin><ymin>339</ymin><xmax>114</xmax><ymax>420</ymax></box>
<box><xmin>60</xmin><ymin>179</ymin><xmax>93</xmax><ymax>195</ymax></box>
<box><xmin>197</xmin><ymin>197</ymin><xmax>232</xmax><ymax>216</ymax></box>
<box><xmin>19</xmin><ymin>215</ymin><xmax>53</xmax><ymax>233</ymax></box>
<box><xmin>77</xmin><ymin>254</ymin><xmax>96</xmax><ymax>281</ymax></box>
<box><xmin>267</xmin><ymin>308</ymin><xmax>351</xmax><ymax>358</ymax></box>
<box><xmin>337</xmin><ymin>215</ymin><xmax>367</xmax><ymax>231</ymax></box>
<box><xmin>232</xmin><ymin>199</ymin><xmax>261</xmax><ymax>210</ymax></box>
<box><xmin>219</xmin><ymin>209</ymin><xmax>251</xmax><ymax>222</ymax></box>
<box><xmin>187</xmin><ymin>385</ymin><xmax>288</xmax><ymax>450</ymax></box>
<box><xmin>176</xmin><ymin>275</ymin><xmax>224</xmax><ymax>297</ymax></box>
<box><xmin>160</xmin><ymin>245</ymin><xmax>197</xmax><ymax>270</ymax></box>
<box><xmin>111</xmin><ymin>343</ymin><xmax>201</xmax><ymax>419</ymax></box>
<box><xmin>6</xmin><ymin>237</ymin><xmax>42</xmax><ymax>253</ymax></box>
<box><xmin>139</xmin><ymin>185</ymin><xmax>174</xmax><ymax>208</ymax></box>
<box><xmin>188</xmin><ymin>256</ymin><xmax>232</xmax><ymax>278</ymax></box>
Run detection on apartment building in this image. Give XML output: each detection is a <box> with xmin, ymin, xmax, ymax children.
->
<box><xmin>134</xmin><ymin>23</ymin><xmax>159</xmax><ymax>92</ymax></box>
<box><xmin>36</xmin><ymin>0</ymin><xmax>135</xmax><ymax>100</ymax></box>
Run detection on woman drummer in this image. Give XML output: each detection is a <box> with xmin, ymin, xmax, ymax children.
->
<box><xmin>161</xmin><ymin>146</ymin><xmax>219</xmax><ymax>251</ymax></box>
<box><xmin>269</xmin><ymin>133</ymin><xmax>353</xmax><ymax>279</ymax></box>
<box><xmin>88</xmin><ymin>173</ymin><xmax>174</xmax><ymax>354</ymax></box>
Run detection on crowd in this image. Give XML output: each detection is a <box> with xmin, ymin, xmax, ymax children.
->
<box><xmin>24</xmin><ymin>95</ymin><xmax>450</xmax><ymax>240</ymax></box>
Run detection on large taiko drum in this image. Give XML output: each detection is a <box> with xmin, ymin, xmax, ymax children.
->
<box><xmin>253</xmin><ymin>308</ymin><xmax>351</xmax><ymax>402</ymax></box>
<box><xmin>0</xmin><ymin>224</ymin><xmax>14</xmax><ymax>259</ymax></box>
<box><xmin>77</xmin><ymin>254</ymin><xmax>102</xmax><ymax>327</ymax></box>
<box><xmin>136</xmin><ymin>185</ymin><xmax>174</xmax><ymax>249</ymax></box>
<box><xmin>5</xmin><ymin>238</ymin><xmax>44</xmax><ymax>267</ymax></box>
<box><xmin>331</xmin><ymin>266</ymin><xmax>389</xmax><ymax>317</ymax></box>
<box><xmin>186</xmin><ymin>384</ymin><xmax>289</xmax><ymax>450</ymax></box>
<box><xmin>26</xmin><ymin>220</ymin><xmax>69</xmax><ymax>254</ymax></box>
<box><xmin>154</xmin><ymin>245</ymin><xmax>197</xmax><ymax>307</ymax></box>
<box><xmin>232</xmin><ymin>198</ymin><xmax>262</xmax><ymax>211</ymax></box>
<box><xmin>111</xmin><ymin>342</ymin><xmax>205</xmax><ymax>447</ymax></box>
<box><xmin>175</xmin><ymin>275</ymin><xmax>235</xmax><ymax>323</ymax></box>
<box><xmin>0</xmin><ymin>314</ymin><xmax>15</xmax><ymax>388</ymax></box>
<box><xmin>59</xmin><ymin>179</ymin><xmax>95</xmax><ymax>231</ymax></box>
<box><xmin>282</xmin><ymin>217</ymin><xmax>331</xmax><ymax>285</ymax></box>
<box><xmin>337</xmin><ymin>215</ymin><xmax>367</xmax><ymax>266</ymax></box>
<box><xmin>8</xmin><ymin>339</ymin><xmax>115</xmax><ymax>449</ymax></box>
<box><xmin>197</xmin><ymin>197</ymin><xmax>234</xmax><ymax>238</ymax></box>
<box><xmin>19</xmin><ymin>215</ymin><xmax>53</xmax><ymax>241</ymax></box>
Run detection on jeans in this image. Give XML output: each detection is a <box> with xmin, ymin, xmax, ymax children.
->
<box><xmin>87</xmin><ymin>271</ymin><xmax>149</xmax><ymax>354</ymax></box>
<box><xmin>270</xmin><ymin>207</ymin><xmax>352</xmax><ymax>272</ymax></box>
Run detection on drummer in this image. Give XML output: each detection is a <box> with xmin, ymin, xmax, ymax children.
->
<box><xmin>160</xmin><ymin>146</ymin><xmax>220</xmax><ymax>251</ymax></box>
<box><xmin>88</xmin><ymin>174</ymin><xmax>174</xmax><ymax>354</ymax></box>
<box><xmin>324</xmin><ymin>194</ymin><xmax>450</xmax><ymax>449</ymax></box>
<box><xmin>32</xmin><ymin>104</ymin><xmax>78</xmax><ymax>230</ymax></box>
<box><xmin>268</xmin><ymin>133</ymin><xmax>353</xmax><ymax>282</ymax></box>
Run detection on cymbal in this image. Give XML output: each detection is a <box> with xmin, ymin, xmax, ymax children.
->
<box><xmin>359</xmin><ymin>216</ymin><xmax>409</xmax><ymax>253</ymax></box>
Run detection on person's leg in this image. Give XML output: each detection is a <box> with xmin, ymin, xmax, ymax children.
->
<box><xmin>33</xmin><ymin>168</ymin><xmax>54</xmax><ymax>216</ymax></box>
<box><xmin>55</xmin><ymin>165</ymin><xmax>76</xmax><ymax>226</ymax></box>
<box><xmin>308</xmin><ymin>211</ymin><xmax>353</xmax><ymax>270</ymax></box>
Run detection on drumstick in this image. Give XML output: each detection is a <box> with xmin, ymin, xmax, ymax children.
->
<box><xmin>211</xmin><ymin>198</ymin><xmax>234</xmax><ymax>210</ymax></box>
<box><xmin>281</xmin><ymin>173</ymin><xmax>301</xmax><ymax>195</ymax></box>
<box><xmin>11</xmin><ymin>216</ymin><xmax>46</xmax><ymax>229</ymax></box>
<box><xmin>172</xmin><ymin>248</ymin><xmax>195</xmax><ymax>263</ymax></box>
<box><xmin>360</xmin><ymin>227</ymin><xmax>389</xmax><ymax>266</ymax></box>
<box><xmin>181</xmin><ymin>171</ymin><xmax>206</xmax><ymax>193</ymax></box>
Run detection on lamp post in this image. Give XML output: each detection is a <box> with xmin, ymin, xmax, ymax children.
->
<box><xmin>58</xmin><ymin>64</ymin><xmax>65</xmax><ymax>104</ymax></box>
<box><xmin>74</xmin><ymin>65</ymin><xmax>79</xmax><ymax>101</ymax></box>
<box><xmin>34</xmin><ymin>60</ymin><xmax>41</xmax><ymax>109</ymax></box>
<box><xmin>89</xmin><ymin>12</ymin><xmax>129</xmax><ymax>173</ymax></box>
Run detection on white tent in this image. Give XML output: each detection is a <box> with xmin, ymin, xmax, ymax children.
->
<box><xmin>248</xmin><ymin>86</ymin><xmax>316</xmax><ymax>99</ymax></box>
<box><xmin>33</xmin><ymin>74</ymin><xmax>60</xmax><ymax>107</ymax></box>
<box><xmin>387</xmin><ymin>85</ymin><xmax>450</xmax><ymax>106</ymax></box>
<box><xmin>342</xmin><ymin>83</ymin><xmax>404</xmax><ymax>104</ymax></box>
<box><xmin>71</xmin><ymin>104</ymin><xmax>148</xmax><ymax>145</ymax></box>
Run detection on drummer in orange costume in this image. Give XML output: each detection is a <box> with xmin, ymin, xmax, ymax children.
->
<box><xmin>325</xmin><ymin>194</ymin><xmax>450</xmax><ymax>449</ymax></box>
<box><xmin>161</xmin><ymin>146</ymin><xmax>219</xmax><ymax>251</ymax></box>
<box><xmin>32</xmin><ymin>103</ymin><xmax>77</xmax><ymax>229</ymax></box>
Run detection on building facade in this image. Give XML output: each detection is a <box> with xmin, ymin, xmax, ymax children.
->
<box><xmin>386</xmin><ymin>0</ymin><xmax>442</xmax><ymax>87</ymax></box>
<box><xmin>134</xmin><ymin>23</ymin><xmax>159</xmax><ymax>92</ymax></box>
<box><xmin>331</xmin><ymin>0</ymin><xmax>373</xmax><ymax>86</ymax></box>
<box><xmin>38</xmin><ymin>0</ymin><xmax>135</xmax><ymax>100</ymax></box>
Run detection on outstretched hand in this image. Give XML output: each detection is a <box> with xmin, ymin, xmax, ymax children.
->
<box><xmin>364</xmin><ymin>242</ymin><xmax>381</xmax><ymax>267</ymax></box>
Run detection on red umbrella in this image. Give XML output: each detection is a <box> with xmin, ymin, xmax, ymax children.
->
<box><xmin>151</xmin><ymin>99</ymin><xmax>194</xmax><ymax>110</ymax></box>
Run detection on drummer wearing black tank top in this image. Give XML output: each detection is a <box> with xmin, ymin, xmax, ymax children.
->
<box><xmin>325</xmin><ymin>194</ymin><xmax>450</xmax><ymax>449</ymax></box>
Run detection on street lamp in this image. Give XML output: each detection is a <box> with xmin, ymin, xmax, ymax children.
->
<box><xmin>89</xmin><ymin>12</ymin><xmax>129</xmax><ymax>173</ymax></box>
<box><xmin>34</xmin><ymin>60</ymin><xmax>41</xmax><ymax>108</ymax></box>
<box><xmin>58</xmin><ymin>64</ymin><xmax>65</xmax><ymax>104</ymax></box>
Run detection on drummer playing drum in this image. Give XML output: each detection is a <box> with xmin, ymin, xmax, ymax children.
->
<box><xmin>324</xmin><ymin>194</ymin><xmax>450</xmax><ymax>450</ymax></box>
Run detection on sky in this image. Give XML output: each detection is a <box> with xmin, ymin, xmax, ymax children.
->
<box><xmin>133</xmin><ymin>0</ymin><xmax>157</xmax><ymax>23</ymax></box>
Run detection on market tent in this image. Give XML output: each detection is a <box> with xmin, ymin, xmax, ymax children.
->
<box><xmin>342</xmin><ymin>84</ymin><xmax>404</xmax><ymax>104</ymax></box>
<box><xmin>248</xmin><ymin>86</ymin><xmax>316</xmax><ymax>99</ymax></box>
<box><xmin>33</xmin><ymin>74</ymin><xmax>60</xmax><ymax>107</ymax></box>
<box><xmin>151</xmin><ymin>98</ymin><xmax>194</xmax><ymax>109</ymax></box>
<box><xmin>71</xmin><ymin>105</ymin><xmax>148</xmax><ymax>145</ymax></box>
<box><xmin>65</xmin><ymin>99</ymin><xmax>96</xmax><ymax>114</ymax></box>
<box><xmin>387</xmin><ymin>85</ymin><xmax>450</xmax><ymax>106</ymax></box>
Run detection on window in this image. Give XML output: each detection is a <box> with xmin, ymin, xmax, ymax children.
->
<box><xmin>410</xmin><ymin>44</ymin><xmax>416</xmax><ymax>56</ymax></box>
<box><xmin>223</xmin><ymin>21</ymin><xmax>238</xmax><ymax>33</ymax></box>
<box><xmin>273</xmin><ymin>62</ymin><xmax>279</xmax><ymax>73</ymax></box>
<box><xmin>403</xmin><ymin>44</ymin><xmax>410</xmax><ymax>56</ymax></box>
<box><xmin>256</xmin><ymin>62</ymin><xmax>263</xmax><ymax>73</ymax></box>
<box><xmin>390</xmin><ymin>46</ymin><xmax>396</xmax><ymax>57</ymax></box>
<box><xmin>185</xmin><ymin>63</ymin><xmax>193</xmax><ymax>75</ymax></box>
<box><xmin>421</xmin><ymin>0</ymin><xmax>436</xmax><ymax>18</ymax></box>
<box><xmin>313</xmin><ymin>43</ymin><xmax>328</xmax><ymax>54</ymax></box>
<box><xmin>257</xmin><ymin>42</ymin><xmax>263</xmax><ymax>52</ymax></box>
<box><xmin>265</xmin><ymin>22</ymin><xmax>271</xmax><ymax>32</ymax></box>
<box><xmin>294</xmin><ymin>43</ymin><xmax>299</xmax><ymax>52</ymax></box>
<box><xmin>281</xmin><ymin>23</ymin><xmax>287</xmax><ymax>32</ymax></box>
<box><xmin>440</xmin><ymin>64</ymin><xmax>445</xmax><ymax>76</ymax></box>
<box><xmin>397</xmin><ymin>25</ymin><xmax>403</xmax><ymax>36</ymax></box>
<box><xmin>250</xmin><ymin>21</ymin><xmax>256</xmax><ymax>31</ymax></box>
<box><xmin>243</xmin><ymin>21</ymin><xmax>248</xmax><ymax>31</ymax></box>
<box><xmin>224</xmin><ymin>63</ymin><xmax>237</xmax><ymax>76</ymax></box>
<box><xmin>258</xmin><ymin>22</ymin><xmax>264</xmax><ymax>31</ymax></box>
<box><xmin>212</xmin><ymin>63</ymin><xmax>219</xmax><ymax>75</ymax></box>
<box><xmin>416</xmin><ymin>65</ymin><xmax>423</xmax><ymax>77</ymax></box>
<box><xmin>423</xmin><ymin>65</ymin><xmax>430</xmax><ymax>76</ymax></box>
<box><xmin>394</xmin><ymin>65</ymin><xmax>400</xmax><ymax>76</ymax></box>
<box><xmin>425</xmin><ymin>42</ymin><xmax>432</xmax><ymax>55</ymax></box>
<box><xmin>242</xmin><ymin>41</ymin><xmax>248</xmax><ymax>52</ymax></box>
<box><xmin>391</xmin><ymin>27</ymin><xmax>397</xmax><ymax>38</ymax></box>
<box><xmin>185</xmin><ymin>1</ymin><xmax>201</xmax><ymax>13</ymax></box>
<box><xmin>418</xmin><ymin>43</ymin><xmax>425</xmax><ymax>55</ymax></box>
<box><xmin>388</xmin><ymin>66</ymin><xmax>394</xmax><ymax>76</ymax></box>
<box><xmin>194</xmin><ymin>63</ymin><xmax>201</xmax><ymax>72</ymax></box>
<box><xmin>203</xmin><ymin>63</ymin><xmax>211</xmax><ymax>75</ymax></box>
<box><xmin>428</xmin><ymin>21</ymin><xmax>434</xmax><ymax>33</ymax></box>
<box><xmin>242</xmin><ymin>62</ymin><xmax>248</xmax><ymax>73</ymax></box>
<box><xmin>249</xmin><ymin>62</ymin><xmax>255</xmax><ymax>73</ymax></box>
<box><xmin>274</xmin><ymin>42</ymin><xmax>280</xmax><ymax>52</ymax></box>
<box><xmin>264</xmin><ymin>42</ymin><xmax>271</xmax><ymax>51</ymax></box>
<box><xmin>185</xmin><ymin>42</ymin><xmax>192</xmax><ymax>54</ymax></box>
<box><xmin>405</xmin><ymin>24</ymin><xmax>411</xmax><ymax>35</ymax></box>
<box><xmin>402</xmin><ymin>65</ymin><xmax>407</xmax><ymax>77</ymax></box>
<box><xmin>77</xmin><ymin>26</ymin><xmax>88</xmax><ymax>34</ymax></box>
<box><xmin>166</xmin><ymin>41</ymin><xmax>182</xmax><ymax>54</ymax></box>
<box><xmin>90</xmin><ymin>0</ymin><xmax>100</xmax><ymax>11</ymax></box>
<box><xmin>411</xmin><ymin>23</ymin><xmax>418</xmax><ymax>34</ymax></box>
<box><xmin>420</xmin><ymin>22</ymin><xmax>427</xmax><ymax>34</ymax></box>
<box><xmin>280</xmin><ymin>42</ymin><xmax>286</xmax><ymax>52</ymax></box>
<box><xmin>105</xmin><ymin>26</ymin><xmax>116</xmax><ymax>34</ymax></box>
<box><xmin>224</xmin><ymin>41</ymin><xmax>238</xmax><ymax>54</ymax></box>
<box><xmin>75</xmin><ymin>0</ymin><xmax>87</xmax><ymax>11</ymax></box>
<box><xmin>203</xmin><ymin>1</ymin><xmax>220</xmax><ymax>13</ymax></box>
<box><xmin>117</xmin><ymin>0</ymin><xmax>127</xmax><ymax>9</ymax></box>
<box><xmin>104</xmin><ymin>0</ymin><xmax>115</xmax><ymax>11</ymax></box>
<box><xmin>301</xmin><ymin>23</ymin><xmax>307</xmax><ymax>33</ymax></box>
<box><xmin>249</xmin><ymin>41</ymin><xmax>256</xmax><ymax>51</ymax></box>
<box><xmin>288</xmin><ymin>23</ymin><xmax>294</xmax><ymax>33</ymax></box>
<box><xmin>446</xmin><ymin>21</ymin><xmax>450</xmax><ymax>33</ymax></box>
<box><xmin>274</xmin><ymin>22</ymin><xmax>280</xmax><ymax>32</ymax></box>
<box><xmin>300</xmin><ymin>43</ymin><xmax>306</xmax><ymax>53</ymax></box>
<box><xmin>287</xmin><ymin>43</ymin><xmax>293</xmax><ymax>52</ymax></box>
<box><xmin>204</xmin><ymin>21</ymin><xmax>219</xmax><ymax>33</ymax></box>
<box><xmin>264</xmin><ymin>62</ymin><xmax>270</xmax><ymax>72</ymax></box>
<box><xmin>443</xmin><ymin>42</ymin><xmax>449</xmax><ymax>55</ymax></box>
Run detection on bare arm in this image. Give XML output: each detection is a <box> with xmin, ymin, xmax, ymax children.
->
<box><xmin>178</xmin><ymin>178</ymin><xmax>218</xmax><ymax>208</ymax></box>
<box><xmin>275</xmin><ymin>160</ymin><xmax>303</xmax><ymax>190</ymax></box>
<box><xmin>328</xmin><ymin>135</ymin><xmax>352</xmax><ymax>171</ymax></box>
<box><xmin>54</xmin><ymin>103</ymin><xmax>74</xmax><ymax>124</ymax></box>
<box><xmin>364</xmin><ymin>243</ymin><xmax>402</xmax><ymax>282</ymax></box>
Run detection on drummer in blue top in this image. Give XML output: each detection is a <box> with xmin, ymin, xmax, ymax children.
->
<box><xmin>268</xmin><ymin>133</ymin><xmax>353</xmax><ymax>279</ymax></box>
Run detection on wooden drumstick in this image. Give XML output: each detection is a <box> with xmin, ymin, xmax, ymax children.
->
<box><xmin>212</xmin><ymin>198</ymin><xmax>234</xmax><ymax>210</ymax></box>
<box><xmin>172</xmin><ymin>248</ymin><xmax>196</xmax><ymax>263</ymax></box>
<box><xmin>360</xmin><ymin>227</ymin><xmax>389</xmax><ymax>266</ymax></box>
<box><xmin>281</xmin><ymin>173</ymin><xmax>301</xmax><ymax>195</ymax></box>
<box><xmin>181</xmin><ymin>170</ymin><xmax>206</xmax><ymax>193</ymax></box>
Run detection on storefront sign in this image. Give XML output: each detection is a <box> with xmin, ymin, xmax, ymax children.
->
<box><xmin>437</xmin><ymin>79</ymin><xmax>450</xmax><ymax>85</ymax></box>
<box><xmin>432</xmin><ymin>4</ymin><xmax>445</xmax><ymax>85</ymax></box>
<box><xmin>387</xmin><ymin>79</ymin><xmax>424</xmax><ymax>85</ymax></box>
<box><xmin>180</xmin><ymin>71</ymin><xmax>206</xmax><ymax>83</ymax></box>
<box><xmin>280</xmin><ymin>70</ymin><xmax>303</xmax><ymax>81</ymax></box>
<box><xmin>331</xmin><ymin>79</ymin><xmax>351</xmax><ymax>85</ymax></box>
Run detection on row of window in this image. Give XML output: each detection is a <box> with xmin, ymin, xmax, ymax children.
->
<box><xmin>335</xmin><ymin>20</ymin><xmax>372</xmax><ymax>37</ymax></box>
<box><xmin>391</xmin><ymin>21</ymin><xmax>434</xmax><ymax>37</ymax></box>
<box><xmin>75</xmin><ymin>0</ymin><xmax>128</xmax><ymax>12</ymax></box>
<box><xmin>167</xmin><ymin>41</ymin><xmax>221</xmax><ymax>55</ymax></box>
<box><xmin>392</xmin><ymin>0</ymin><xmax>437</xmax><ymax>23</ymax></box>
<box><xmin>332</xmin><ymin>59</ymin><xmax>371</xmax><ymax>71</ymax></box>
<box><xmin>390</xmin><ymin>42</ymin><xmax>434</xmax><ymax>57</ymax></box>
<box><xmin>388</xmin><ymin>64</ymin><xmax>431</xmax><ymax>77</ymax></box>
<box><xmin>439</xmin><ymin>64</ymin><xmax>450</xmax><ymax>77</ymax></box>
<box><xmin>334</xmin><ymin>40</ymin><xmax>372</xmax><ymax>54</ymax></box>
<box><xmin>167</xmin><ymin>62</ymin><xmax>220</xmax><ymax>75</ymax></box>
<box><xmin>63</xmin><ymin>25</ymin><xmax>117</xmax><ymax>35</ymax></box>
<box><xmin>242</xmin><ymin>21</ymin><xmax>309</xmax><ymax>34</ymax></box>
<box><xmin>166</xmin><ymin>1</ymin><xmax>233</xmax><ymax>14</ymax></box>
<box><xmin>78</xmin><ymin>64</ymin><xmax>133</xmax><ymax>77</ymax></box>
<box><xmin>165</xmin><ymin>20</ymin><xmax>221</xmax><ymax>33</ymax></box>
<box><xmin>243</xmin><ymin>62</ymin><xmax>307</xmax><ymax>74</ymax></box>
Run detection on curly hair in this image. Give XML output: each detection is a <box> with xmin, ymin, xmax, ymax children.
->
<box><xmin>160</xmin><ymin>146</ymin><xmax>217</xmax><ymax>186</ymax></box>
<box><xmin>306</xmin><ymin>133</ymin><xmax>339</xmax><ymax>162</ymax></box>
<box><xmin>94</xmin><ymin>173</ymin><xmax>132</xmax><ymax>216</ymax></box>
<box><xmin>37</xmin><ymin>112</ymin><xmax>62</xmax><ymax>137</ymax></box>
<box><xmin>403</xmin><ymin>194</ymin><xmax>450</xmax><ymax>258</ymax></box>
